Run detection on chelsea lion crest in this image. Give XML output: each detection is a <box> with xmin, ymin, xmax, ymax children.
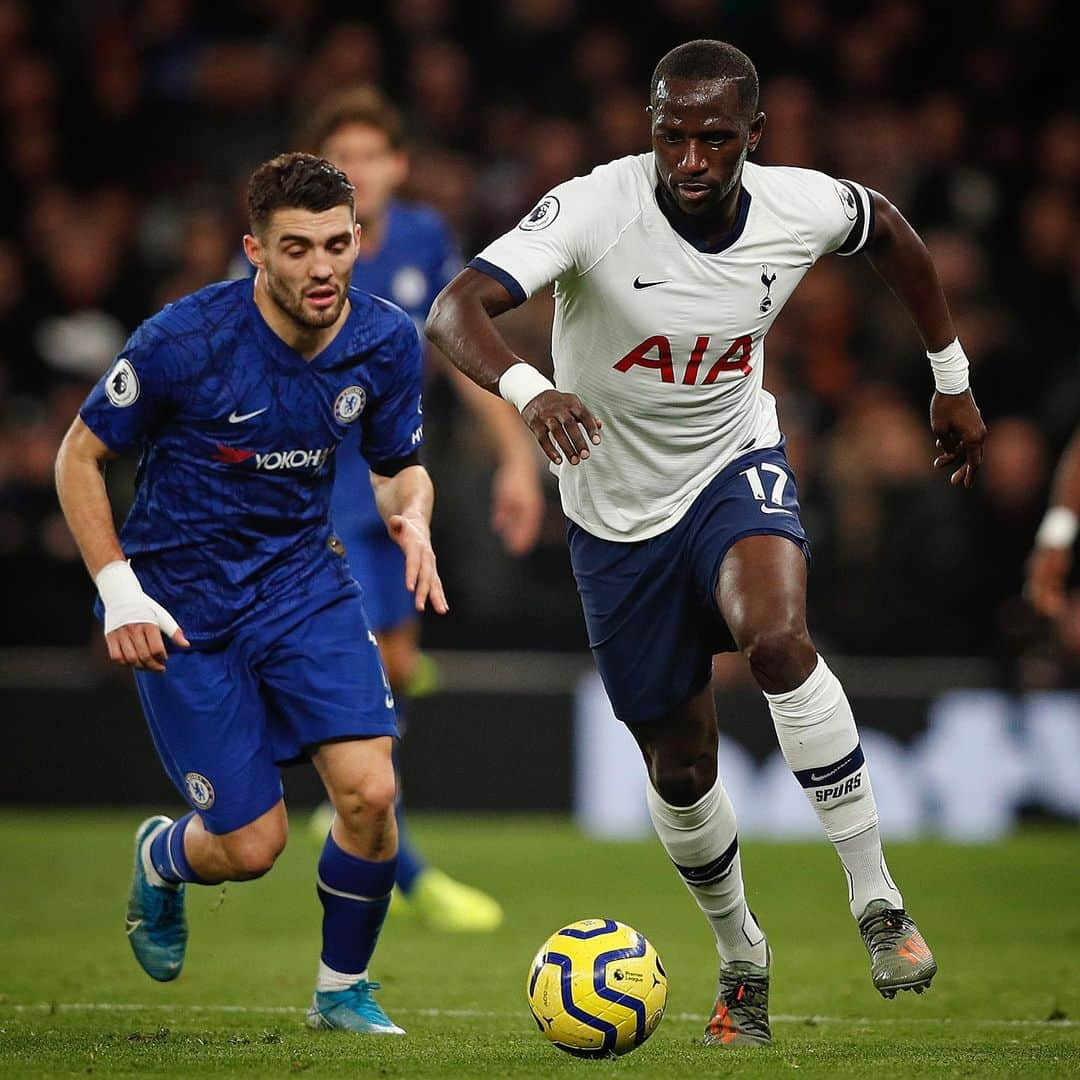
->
<box><xmin>184</xmin><ymin>771</ymin><xmax>215</xmax><ymax>809</ymax></box>
<box><xmin>334</xmin><ymin>385</ymin><xmax>366</xmax><ymax>424</ymax></box>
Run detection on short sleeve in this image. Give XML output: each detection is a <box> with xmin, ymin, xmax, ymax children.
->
<box><xmin>830</xmin><ymin>179</ymin><xmax>875</xmax><ymax>256</ymax></box>
<box><xmin>360</xmin><ymin>316</ymin><xmax>425</xmax><ymax>469</ymax></box>
<box><xmin>468</xmin><ymin>173</ymin><xmax>606</xmax><ymax>303</ymax></box>
<box><xmin>790</xmin><ymin>170</ymin><xmax>875</xmax><ymax>259</ymax></box>
<box><xmin>79</xmin><ymin>323</ymin><xmax>178</xmax><ymax>455</ymax></box>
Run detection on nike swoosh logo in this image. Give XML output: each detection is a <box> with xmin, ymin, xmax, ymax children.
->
<box><xmin>810</xmin><ymin>759</ymin><xmax>853</xmax><ymax>783</ymax></box>
<box><xmin>759</xmin><ymin>505</ymin><xmax>794</xmax><ymax>515</ymax></box>
<box><xmin>228</xmin><ymin>407</ymin><xmax>268</xmax><ymax>424</ymax></box>
<box><xmin>633</xmin><ymin>276</ymin><xmax>670</xmax><ymax>289</ymax></box>
<box><xmin>126</xmin><ymin>918</ymin><xmax>142</xmax><ymax>936</ymax></box>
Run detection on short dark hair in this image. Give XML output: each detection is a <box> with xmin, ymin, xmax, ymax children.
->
<box><xmin>650</xmin><ymin>40</ymin><xmax>759</xmax><ymax>117</ymax></box>
<box><xmin>300</xmin><ymin>85</ymin><xmax>405</xmax><ymax>154</ymax></box>
<box><xmin>247</xmin><ymin>152</ymin><xmax>355</xmax><ymax>235</ymax></box>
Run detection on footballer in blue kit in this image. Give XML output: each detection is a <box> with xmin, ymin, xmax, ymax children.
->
<box><xmin>56</xmin><ymin>153</ymin><xmax>447</xmax><ymax>1035</ymax></box>
<box><xmin>296</xmin><ymin>86</ymin><xmax>543</xmax><ymax>931</ymax></box>
<box><xmin>329</xmin><ymin>198</ymin><xmax>457</xmax><ymax>635</ymax></box>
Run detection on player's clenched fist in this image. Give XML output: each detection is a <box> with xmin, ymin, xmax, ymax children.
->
<box><xmin>522</xmin><ymin>390</ymin><xmax>602</xmax><ymax>467</ymax></box>
<box><xmin>96</xmin><ymin>560</ymin><xmax>189</xmax><ymax>672</ymax></box>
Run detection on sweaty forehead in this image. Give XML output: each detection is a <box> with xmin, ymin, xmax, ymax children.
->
<box><xmin>652</xmin><ymin>76</ymin><xmax>745</xmax><ymax>123</ymax></box>
<box><xmin>267</xmin><ymin>205</ymin><xmax>354</xmax><ymax>240</ymax></box>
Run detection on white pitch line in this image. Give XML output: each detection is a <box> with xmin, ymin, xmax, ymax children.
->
<box><xmin>2</xmin><ymin>1003</ymin><xmax>1077</xmax><ymax>1029</ymax></box>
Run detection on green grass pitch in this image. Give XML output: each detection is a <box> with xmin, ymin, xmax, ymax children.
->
<box><xmin>1</xmin><ymin>810</ymin><xmax>1078</xmax><ymax>1078</ymax></box>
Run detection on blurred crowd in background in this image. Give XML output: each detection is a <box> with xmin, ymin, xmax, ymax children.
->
<box><xmin>0</xmin><ymin>0</ymin><xmax>1076</xmax><ymax>686</ymax></box>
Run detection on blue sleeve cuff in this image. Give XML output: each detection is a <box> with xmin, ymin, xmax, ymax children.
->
<box><xmin>369</xmin><ymin>449</ymin><xmax>423</xmax><ymax>478</ymax></box>
<box><xmin>78</xmin><ymin>405</ymin><xmax>128</xmax><ymax>457</ymax></box>
<box><xmin>467</xmin><ymin>257</ymin><xmax>527</xmax><ymax>307</ymax></box>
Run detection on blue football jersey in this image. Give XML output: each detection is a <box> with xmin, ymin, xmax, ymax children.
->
<box><xmin>333</xmin><ymin>201</ymin><xmax>460</xmax><ymax>537</ymax></box>
<box><xmin>79</xmin><ymin>278</ymin><xmax>424</xmax><ymax>644</ymax></box>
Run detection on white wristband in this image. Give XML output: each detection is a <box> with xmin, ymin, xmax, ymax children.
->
<box><xmin>95</xmin><ymin>559</ymin><xmax>157</xmax><ymax>634</ymax></box>
<box><xmin>1035</xmin><ymin>507</ymin><xmax>1079</xmax><ymax>550</ymax></box>
<box><xmin>927</xmin><ymin>337</ymin><xmax>970</xmax><ymax>394</ymax></box>
<box><xmin>498</xmin><ymin>362</ymin><xmax>555</xmax><ymax>414</ymax></box>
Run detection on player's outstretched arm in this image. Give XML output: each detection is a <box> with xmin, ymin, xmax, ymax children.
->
<box><xmin>864</xmin><ymin>192</ymin><xmax>986</xmax><ymax>488</ymax></box>
<box><xmin>436</xmin><ymin>357</ymin><xmax>545</xmax><ymax>555</ymax></box>
<box><xmin>426</xmin><ymin>268</ymin><xmax>602</xmax><ymax>468</ymax></box>
<box><xmin>371</xmin><ymin>463</ymin><xmax>448</xmax><ymax>615</ymax></box>
<box><xmin>1026</xmin><ymin>429</ymin><xmax>1080</xmax><ymax>618</ymax></box>
<box><xmin>54</xmin><ymin>418</ymin><xmax>188</xmax><ymax>671</ymax></box>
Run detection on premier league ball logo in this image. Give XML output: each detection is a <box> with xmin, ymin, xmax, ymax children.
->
<box><xmin>334</xmin><ymin>385</ymin><xmax>366</xmax><ymax>424</ymax></box>
<box><xmin>105</xmin><ymin>358</ymin><xmax>139</xmax><ymax>407</ymax></box>
<box><xmin>519</xmin><ymin>195</ymin><xmax>561</xmax><ymax>232</ymax></box>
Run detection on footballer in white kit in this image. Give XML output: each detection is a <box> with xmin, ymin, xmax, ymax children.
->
<box><xmin>471</xmin><ymin>154</ymin><xmax>873</xmax><ymax>541</ymax></box>
<box><xmin>428</xmin><ymin>39</ymin><xmax>985</xmax><ymax>1049</ymax></box>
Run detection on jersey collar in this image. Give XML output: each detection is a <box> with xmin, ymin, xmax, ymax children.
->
<box><xmin>245</xmin><ymin>282</ymin><xmax>357</xmax><ymax>370</ymax></box>
<box><xmin>653</xmin><ymin>184</ymin><xmax>752</xmax><ymax>254</ymax></box>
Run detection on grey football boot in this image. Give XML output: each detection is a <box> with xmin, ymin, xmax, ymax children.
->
<box><xmin>703</xmin><ymin>944</ymin><xmax>772</xmax><ymax>1047</ymax></box>
<box><xmin>858</xmin><ymin>899</ymin><xmax>937</xmax><ymax>998</ymax></box>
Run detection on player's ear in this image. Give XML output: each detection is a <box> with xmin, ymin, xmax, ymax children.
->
<box><xmin>748</xmin><ymin>111</ymin><xmax>766</xmax><ymax>153</ymax></box>
<box><xmin>242</xmin><ymin>232</ymin><xmax>264</xmax><ymax>269</ymax></box>
<box><xmin>391</xmin><ymin>149</ymin><xmax>408</xmax><ymax>187</ymax></box>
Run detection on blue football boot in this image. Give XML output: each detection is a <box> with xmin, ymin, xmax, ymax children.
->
<box><xmin>306</xmin><ymin>979</ymin><xmax>405</xmax><ymax>1035</ymax></box>
<box><xmin>126</xmin><ymin>815</ymin><xmax>188</xmax><ymax>981</ymax></box>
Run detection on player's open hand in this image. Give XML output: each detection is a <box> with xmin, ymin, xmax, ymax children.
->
<box><xmin>930</xmin><ymin>390</ymin><xmax>985</xmax><ymax>487</ymax></box>
<box><xmin>491</xmin><ymin>459</ymin><xmax>545</xmax><ymax>555</ymax></box>
<box><xmin>1025</xmin><ymin>546</ymin><xmax>1072</xmax><ymax>619</ymax></box>
<box><xmin>522</xmin><ymin>390</ymin><xmax>602</xmax><ymax>467</ymax></box>
<box><xmin>388</xmin><ymin>513</ymin><xmax>449</xmax><ymax>615</ymax></box>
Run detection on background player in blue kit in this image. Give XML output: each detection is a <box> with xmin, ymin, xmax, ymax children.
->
<box><xmin>300</xmin><ymin>87</ymin><xmax>544</xmax><ymax>931</ymax></box>
<box><xmin>54</xmin><ymin>153</ymin><xmax>447</xmax><ymax>1035</ymax></box>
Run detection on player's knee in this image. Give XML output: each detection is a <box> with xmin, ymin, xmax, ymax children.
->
<box><xmin>649</xmin><ymin>745</ymin><xmax>718</xmax><ymax>806</ymax></box>
<box><xmin>742</xmin><ymin>625</ymin><xmax>816</xmax><ymax>693</ymax></box>
<box><xmin>223</xmin><ymin>826</ymin><xmax>287</xmax><ymax>880</ymax></box>
<box><xmin>381</xmin><ymin>645</ymin><xmax>418</xmax><ymax>693</ymax></box>
<box><xmin>333</xmin><ymin>773</ymin><xmax>398</xmax><ymax>825</ymax></box>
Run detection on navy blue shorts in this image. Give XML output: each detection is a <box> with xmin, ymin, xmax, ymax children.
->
<box><xmin>568</xmin><ymin>443</ymin><xmax>810</xmax><ymax>726</ymax></box>
<box><xmin>338</xmin><ymin>525</ymin><xmax>416</xmax><ymax>634</ymax></box>
<box><xmin>133</xmin><ymin>586</ymin><xmax>397</xmax><ymax>834</ymax></box>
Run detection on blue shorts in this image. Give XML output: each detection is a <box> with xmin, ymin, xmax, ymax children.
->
<box><xmin>133</xmin><ymin>586</ymin><xmax>397</xmax><ymax>834</ymax></box>
<box><xmin>338</xmin><ymin>524</ymin><xmax>415</xmax><ymax>634</ymax></box>
<box><xmin>567</xmin><ymin>442</ymin><xmax>810</xmax><ymax>726</ymax></box>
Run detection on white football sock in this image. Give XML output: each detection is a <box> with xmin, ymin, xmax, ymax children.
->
<box><xmin>646</xmin><ymin>777</ymin><xmax>767</xmax><ymax>966</ymax></box>
<box><xmin>834</xmin><ymin>823</ymin><xmax>902</xmax><ymax>918</ymax></box>
<box><xmin>316</xmin><ymin>960</ymin><xmax>369</xmax><ymax>993</ymax></box>
<box><xmin>764</xmin><ymin>655</ymin><xmax>903</xmax><ymax>917</ymax></box>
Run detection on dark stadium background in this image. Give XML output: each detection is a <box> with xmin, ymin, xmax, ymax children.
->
<box><xmin>0</xmin><ymin>0</ymin><xmax>1077</xmax><ymax>834</ymax></box>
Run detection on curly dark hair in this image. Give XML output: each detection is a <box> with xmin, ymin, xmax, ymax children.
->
<box><xmin>247</xmin><ymin>152</ymin><xmax>355</xmax><ymax>235</ymax></box>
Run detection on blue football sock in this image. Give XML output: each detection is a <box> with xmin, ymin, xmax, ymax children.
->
<box><xmin>317</xmin><ymin>832</ymin><xmax>396</xmax><ymax>974</ymax></box>
<box><xmin>394</xmin><ymin>796</ymin><xmax>427</xmax><ymax>895</ymax></box>
<box><xmin>149</xmin><ymin>812</ymin><xmax>210</xmax><ymax>885</ymax></box>
<box><xmin>390</xmin><ymin>728</ymin><xmax>427</xmax><ymax>895</ymax></box>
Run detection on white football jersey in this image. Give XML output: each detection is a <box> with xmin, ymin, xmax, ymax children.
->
<box><xmin>472</xmin><ymin>154</ymin><xmax>874</xmax><ymax>541</ymax></box>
